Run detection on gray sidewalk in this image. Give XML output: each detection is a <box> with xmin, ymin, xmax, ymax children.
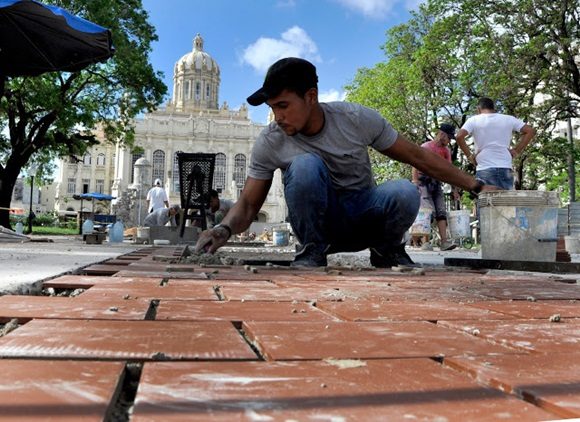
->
<box><xmin>0</xmin><ymin>236</ymin><xmax>139</xmax><ymax>294</ymax></box>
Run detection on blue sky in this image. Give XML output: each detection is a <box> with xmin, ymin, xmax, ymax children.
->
<box><xmin>141</xmin><ymin>0</ymin><xmax>420</xmax><ymax>124</ymax></box>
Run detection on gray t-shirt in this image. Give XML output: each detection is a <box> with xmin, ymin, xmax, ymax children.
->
<box><xmin>143</xmin><ymin>208</ymin><xmax>175</xmax><ymax>227</ymax></box>
<box><xmin>248</xmin><ymin>102</ymin><xmax>398</xmax><ymax>191</ymax></box>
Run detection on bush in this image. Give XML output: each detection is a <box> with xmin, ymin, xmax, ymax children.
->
<box><xmin>33</xmin><ymin>211</ymin><xmax>59</xmax><ymax>227</ymax></box>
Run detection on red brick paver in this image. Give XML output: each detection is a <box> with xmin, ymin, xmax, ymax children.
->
<box><xmin>131</xmin><ymin>359</ymin><xmax>554</xmax><ymax>421</ymax></box>
<box><xmin>0</xmin><ymin>295</ymin><xmax>150</xmax><ymax>321</ymax></box>
<box><xmin>243</xmin><ymin>321</ymin><xmax>520</xmax><ymax>360</ymax></box>
<box><xmin>0</xmin><ymin>360</ymin><xmax>123</xmax><ymax>421</ymax></box>
<box><xmin>445</xmin><ymin>353</ymin><xmax>580</xmax><ymax>418</ymax></box>
<box><xmin>0</xmin><ymin>319</ymin><xmax>257</xmax><ymax>360</ymax></box>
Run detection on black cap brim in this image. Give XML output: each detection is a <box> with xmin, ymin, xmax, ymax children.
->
<box><xmin>247</xmin><ymin>87</ymin><xmax>269</xmax><ymax>106</ymax></box>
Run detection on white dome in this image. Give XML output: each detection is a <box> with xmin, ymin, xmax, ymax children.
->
<box><xmin>176</xmin><ymin>34</ymin><xmax>219</xmax><ymax>74</ymax></box>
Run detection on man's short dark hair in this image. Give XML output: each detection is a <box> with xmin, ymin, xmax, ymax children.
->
<box><xmin>208</xmin><ymin>189</ymin><xmax>219</xmax><ymax>199</ymax></box>
<box><xmin>247</xmin><ymin>57</ymin><xmax>318</xmax><ymax>106</ymax></box>
<box><xmin>477</xmin><ymin>97</ymin><xmax>495</xmax><ymax>110</ymax></box>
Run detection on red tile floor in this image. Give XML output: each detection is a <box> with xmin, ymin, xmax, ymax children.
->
<box><xmin>0</xmin><ymin>245</ymin><xmax>578</xmax><ymax>421</ymax></box>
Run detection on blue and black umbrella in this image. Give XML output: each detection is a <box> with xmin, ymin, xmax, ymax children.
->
<box><xmin>0</xmin><ymin>0</ymin><xmax>113</xmax><ymax>78</ymax></box>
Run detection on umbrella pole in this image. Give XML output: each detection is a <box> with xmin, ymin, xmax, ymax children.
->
<box><xmin>79</xmin><ymin>198</ymin><xmax>84</xmax><ymax>235</ymax></box>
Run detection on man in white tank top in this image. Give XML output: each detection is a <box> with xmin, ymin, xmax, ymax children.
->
<box><xmin>456</xmin><ymin>97</ymin><xmax>536</xmax><ymax>189</ymax></box>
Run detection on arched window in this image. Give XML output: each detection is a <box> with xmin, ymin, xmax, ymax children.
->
<box><xmin>172</xmin><ymin>151</ymin><xmax>182</xmax><ymax>193</ymax></box>
<box><xmin>130</xmin><ymin>152</ymin><xmax>144</xmax><ymax>183</ymax></box>
<box><xmin>96</xmin><ymin>153</ymin><xmax>106</xmax><ymax>166</ymax></box>
<box><xmin>152</xmin><ymin>150</ymin><xmax>165</xmax><ymax>185</ymax></box>
<box><xmin>234</xmin><ymin>154</ymin><xmax>246</xmax><ymax>196</ymax></box>
<box><xmin>213</xmin><ymin>153</ymin><xmax>226</xmax><ymax>191</ymax></box>
<box><xmin>195</xmin><ymin>82</ymin><xmax>201</xmax><ymax>99</ymax></box>
<box><xmin>83</xmin><ymin>153</ymin><xmax>91</xmax><ymax>166</ymax></box>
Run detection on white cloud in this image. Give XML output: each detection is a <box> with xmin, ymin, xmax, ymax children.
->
<box><xmin>332</xmin><ymin>0</ymin><xmax>395</xmax><ymax>18</ymax></box>
<box><xmin>242</xmin><ymin>26</ymin><xmax>321</xmax><ymax>73</ymax></box>
<box><xmin>319</xmin><ymin>89</ymin><xmax>346</xmax><ymax>102</ymax></box>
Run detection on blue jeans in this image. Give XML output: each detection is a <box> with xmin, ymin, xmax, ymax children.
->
<box><xmin>283</xmin><ymin>153</ymin><xmax>420</xmax><ymax>253</ymax></box>
<box><xmin>476</xmin><ymin>167</ymin><xmax>514</xmax><ymax>190</ymax></box>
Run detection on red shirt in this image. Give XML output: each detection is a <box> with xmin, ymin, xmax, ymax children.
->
<box><xmin>422</xmin><ymin>140</ymin><xmax>451</xmax><ymax>162</ymax></box>
<box><xmin>417</xmin><ymin>140</ymin><xmax>451</xmax><ymax>179</ymax></box>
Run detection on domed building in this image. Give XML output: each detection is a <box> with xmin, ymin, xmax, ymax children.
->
<box><xmin>54</xmin><ymin>34</ymin><xmax>287</xmax><ymax>227</ymax></box>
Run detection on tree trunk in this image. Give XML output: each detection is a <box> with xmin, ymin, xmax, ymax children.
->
<box><xmin>568</xmin><ymin>117</ymin><xmax>576</xmax><ymax>202</ymax></box>
<box><xmin>514</xmin><ymin>159</ymin><xmax>524</xmax><ymax>190</ymax></box>
<box><xmin>0</xmin><ymin>166</ymin><xmax>20</xmax><ymax>229</ymax></box>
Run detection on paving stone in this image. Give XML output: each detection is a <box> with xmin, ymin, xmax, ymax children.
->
<box><xmin>468</xmin><ymin>300</ymin><xmax>580</xmax><ymax>319</ymax></box>
<box><xmin>366</xmin><ymin>288</ymin><xmax>487</xmax><ymax>303</ymax></box>
<box><xmin>297</xmin><ymin>272</ymin><xmax>484</xmax><ymax>286</ymax></box>
<box><xmin>317</xmin><ymin>300</ymin><xmax>515</xmax><ymax>322</ymax></box>
<box><xmin>0</xmin><ymin>295</ymin><xmax>150</xmax><ymax>321</ymax></box>
<box><xmin>113</xmin><ymin>270</ymin><xmax>222</xmax><ymax>279</ymax></box>
<box><xmin>78</xmin><ymin>281</ymin><xmax>218</xmax><ymax>301</ymax></box>
<box><xmin>0</xmin><ymin>359</ymin><xmax>124</xmax><ymax>421</ymax></box>
<box><xmin>437</xmin><ymin>319</ymin><xmax>580</xmax><ymax>354</ymax></box>
<box><xmin>43</xmin><ymin>275</ymin><xmax>163</xmax><ymax>289</ymax></box>
<box><xmin>102</xmin><ymin>258</ymin><xmax>133</xmax><ymax>266</ymax></box>
<box><xmin>192</xmin><ymin>280</ymin><xmax>277</xmax><ymax>288</ymax></box>
<box><xmin>445</xmin><ymin>354</ymin><xmax>580</xmax><ymax>418</ymax></box>
<box><xmin>131</xmin><ymin>359</ymin><xmax>554</xmax><ymax>421</ymax></box>
<box><xmin>0</xmin><ymin>320</ymin><xmax>256</xmax><ymax>360</ymax></box>
<box><xmin>219</xmin><ymin>285</ymin><xmax>400</xmax><ymax>302</ymax></box>
<box><xmin>205</xmin><ymin>272</ymin><xmax>281</xmax><ymax>281</ymax></box>
<box><xmin>455</xmin><ymin>279</ymin><xmax>580</xmax><ymax>300</ymax></box>
<box><xmin>243</xmin><ymin>321</ymin><xmax>518</xmax><ymax>360</ymax></box>
<box><xmin>83</xmin><ymin>264</ymin><xmax>132</xmax><ymax>276</ymax></box>
<box><xmin>115</xmin><ymin>255</ymin><xmax>144</xmax><ymax>261</ymax></box>
<box><xmin>155</xmin><ymin>300</ymin><xmax>336</xmax><ymax>322</ymax></box>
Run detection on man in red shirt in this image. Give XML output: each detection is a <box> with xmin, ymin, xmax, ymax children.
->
<box><xmin>412</xmin><ymin>124</ymin><xmax>458</xmax><ymax>251</ymax></box>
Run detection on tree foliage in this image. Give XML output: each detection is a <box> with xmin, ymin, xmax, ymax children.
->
<box><xmin>346</xmin><ymin>0</ymin><xmax>579</xmax><ymax>199</ymax></box>
<box><xmin>0</xmin><ymin>0</ymin><xmax>167</xmax><ymax>228</ymax></box>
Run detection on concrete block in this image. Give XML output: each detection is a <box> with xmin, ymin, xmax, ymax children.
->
<box><xmin>148</xmin><ymin>226</ymin><xmax>199</xmax><ymax>245</ymax></box>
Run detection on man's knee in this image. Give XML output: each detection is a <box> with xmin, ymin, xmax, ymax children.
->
<box><xmin>375</xmin><ymin>179</ymin><xmax>420</xmax><ymax>219</ymax></box>
<box><xmin>286</xmin><ymin>153</ymin><xmax>324</xmax><ymax>176</ymax></box>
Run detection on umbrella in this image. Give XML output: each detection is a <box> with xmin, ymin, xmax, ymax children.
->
<box><xmin>0</xmin><ymin>0</ymin><xmax>114</xmax><ymax>83</ymax></box>
<box><xmin>78</xmin><ymin>192</ymin><xmax>115</xmax><ymax>201</ymax></box>
<box><xmin>78</xmin><ymin>192</ymin><xmax>115</xmax><ymax>214</ymax></box>
<box><xmin>74</xmin><ymin>192</ymin><xmax>115</xmax><ymax>234</ymax></box>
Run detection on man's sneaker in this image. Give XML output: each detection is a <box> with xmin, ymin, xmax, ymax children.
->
<box><xmin>440</xmin><ymin>240</ymin><xmax>457</xmax><ymax>251</ymax></box>
<box><xmin>291</xmin><ymin>243</ymin><xmax>328</xmax><ymax>267</ymax></box>
<box><xmin>370</xmin><ymin>243</ymin><xmax>419</xmax><ymax>268</ymax></box>
<box><xmin>420</xmin><ymin>242</ymin><xmax>433</xmax><ymax>251</ymax></box>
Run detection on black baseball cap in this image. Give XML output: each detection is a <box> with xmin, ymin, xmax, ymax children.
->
<box><xmin>246</xmin><ymin>57</ymin><xmax>318</xmax><ymax>106</ymax></box>
<box><xmin>439</xmin><ymin>123</ymin><xmax>456</xmax><ymax>139</ymax></box>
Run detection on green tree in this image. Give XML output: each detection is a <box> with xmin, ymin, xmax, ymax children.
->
<box><xmin>346</xmin><ymin>0</ymin><xmax>579</xmax><ymax>195</ymax></box>
<box><xmin>0</xmin><ymin>0</ymin><xmax>166</xmax><ymax>229</ymax></box>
